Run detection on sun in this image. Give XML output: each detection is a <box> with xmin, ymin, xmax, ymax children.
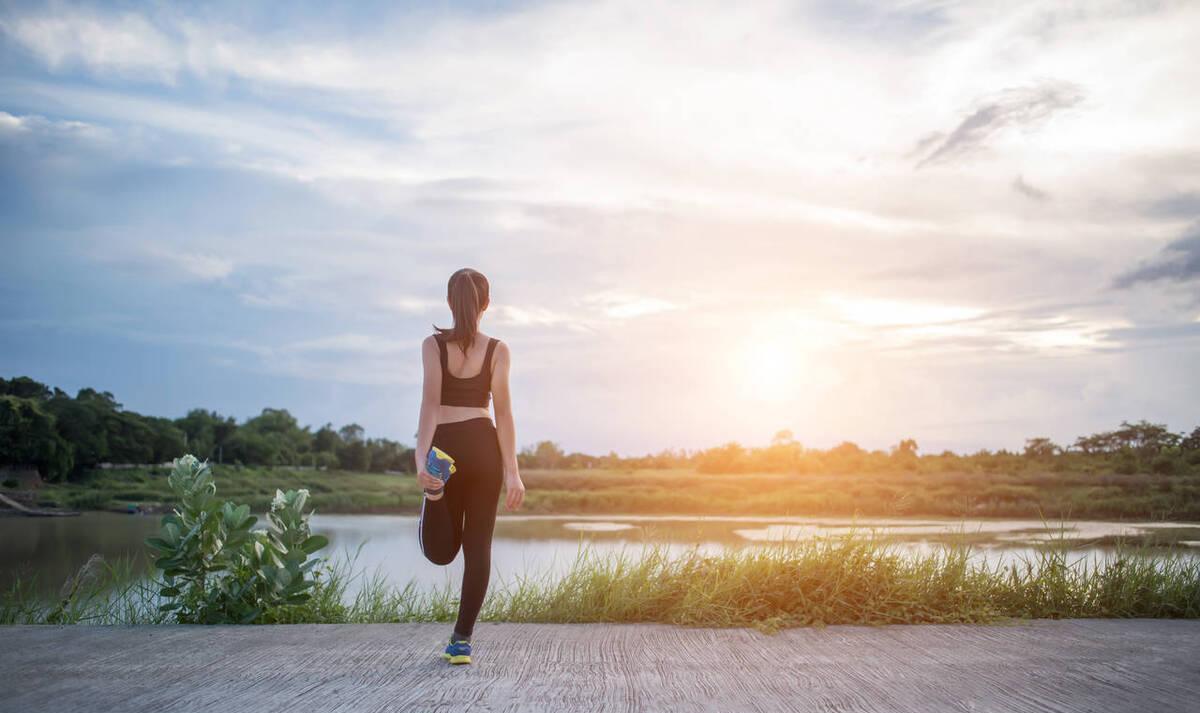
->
<box><xmin>728</xmin><ymin>322</ymin><xmax>846</xmax><ymax>407</ymax></box>
<box><xmin>736</xmin><ymin>336</ymin><xmax>805</xmax><ymax>404</ymax></box>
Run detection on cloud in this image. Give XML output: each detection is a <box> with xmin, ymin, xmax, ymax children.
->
<box><xmin>915</xmin><ymin>81</ymin><xmax>1085</xmax><ymax>168</ymax></box>
<box><xmin>824</xmin><ymin>294</ymin><xmax>984</xmax><ymax>327</ymax></box>
<box><xmin>1012</xmin><ymin>175</ymin><xmax>1049</xmax><ymax>201</ymax></box>
<box><xmin>0</xmin><ymin>110</ymin><xmax>109</xmax><ymax>141</ymax></box>
<box><xmin>1</xmin><ymin>10</ymin><xmax>179</xmax><ymax>81</ymax></box>
<box><xmin>1143</xmin><ymin>192</ymin><xmax>1200</xmax><ymax>219</ymax></box>
<box><xmin>139</xmin><ymin>243</ymin><xmax>234</xmax><ymax>281</ymax></box>
<box><xmin>1113</xmin><ymin>225</ymin><xmax>1200</xmax><ymax>288</ymax></box>
<box><xmin>284</xmin><ymin>333</ymin><xmax>414</xmax><ymax>356</ymax></box>
<box><xmin>581</xmin><ymin>291</ymin><xmax>679</xmax><ymax>319</ymax></box>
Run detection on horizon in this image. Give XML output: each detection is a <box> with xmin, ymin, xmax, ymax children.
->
<box><xmin>5</xmin><ymin>373</ymin><xmax>1196</xmax><ymax>459</ymax></box>
<box><xmin>3</xmin><ymin>1</ymin><xmax>1200</xmax><ymax>457</ymax></box>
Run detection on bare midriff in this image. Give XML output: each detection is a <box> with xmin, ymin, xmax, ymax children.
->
<box><xmin>437</xmin><ymin>404</ymin><xmax>492</xmax><ymax>426</ymax></box>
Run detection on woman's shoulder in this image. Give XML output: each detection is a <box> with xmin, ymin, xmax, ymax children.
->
<box><xmin>472</xmin><ymin>330</ymin><xmax>501</xmax><ymax>346</ymax></box>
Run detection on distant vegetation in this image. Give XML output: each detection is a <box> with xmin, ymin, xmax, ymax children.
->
<box><xmin>3</xmin><ymin>376</ymin><xmax>1200</xmax><ymax>496</ymax></box>
<box><xmin>1</xmin><ymin>377</ymin><xmax>414</xmax><ymax>481</ymax></box>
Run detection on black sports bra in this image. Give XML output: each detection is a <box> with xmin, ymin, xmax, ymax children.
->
<box><xmin>435</xmin><ymin>333</ymin><xmax>497</xmax><ymax>408</ymax></box>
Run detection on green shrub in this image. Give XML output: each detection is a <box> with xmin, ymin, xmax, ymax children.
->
<box><xmin>1151</xmin><ymin>456</ymin><xmax>1177</xmax><ymax>475</ymax></box>
<box><xmin>145</xmin><ymin>455</ymin><xmax>329</xmax><ymax>624</ymax></box>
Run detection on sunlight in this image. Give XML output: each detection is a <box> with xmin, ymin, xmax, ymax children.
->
<box><xmin>731</xmin><ymin>327</ymin><xmax>842</xmax><ymax>406</ymax></box>
<box><xmin>741</xmin><ymin>344</ymin><xmax>800</xmax><ymax>404</ymax></box>
<box><xmin>824</xmin><ymin>294</ymin><xmax>983</xmax><ymax>327</ymax></box>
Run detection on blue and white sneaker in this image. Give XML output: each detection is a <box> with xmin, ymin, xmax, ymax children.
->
<box><xmin>424</xmin><ymin>447</ymin><xmax>457</xmax><ymax>497</ymax></box>
<box><xmin>442</xmin><ymin>637</ymin><xmax>472</xmax><ymax>665</ymax></box>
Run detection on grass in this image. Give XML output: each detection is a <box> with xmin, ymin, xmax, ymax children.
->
<box><xmin>5</xmin><ymin>534</ymin><xmax>1198</xmax><ymax>629</ymax></box>
<box><xmin>15</xmin><ymin>464</ymin><xmax>1200</xmax><ymax>520</ymax></box>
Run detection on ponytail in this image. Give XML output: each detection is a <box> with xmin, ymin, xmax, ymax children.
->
<box><xmin>433</xmin><ymin>268</ymin><xmax>490</xmax><ymax>357</ymax></box>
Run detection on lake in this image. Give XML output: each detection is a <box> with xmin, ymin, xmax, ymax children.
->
<box><xmin>4</xmin><ymin>512</ymin><xmax>1199</xmax><ymax>598</ymax></box>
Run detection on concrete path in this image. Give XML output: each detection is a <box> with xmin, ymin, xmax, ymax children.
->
<box><xmin>2</xmin><ymin>620</ymin><xmax>1198</xmax><ymax>712</ymax></box>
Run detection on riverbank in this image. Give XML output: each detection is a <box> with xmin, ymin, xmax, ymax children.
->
<box><xmin>10</xmin><ymin>464</ymin><xmax>1200</xmax><ymax>520</ymax></box>
<box><xmin>6</xmin><ymin>535</ymin><xmax>1197</xmax><ymax>626</ymax></box>
<box><xmin>5</xmin><ymin>620</ymin><xmax>1199</xmax><ymax>712</ymax></box>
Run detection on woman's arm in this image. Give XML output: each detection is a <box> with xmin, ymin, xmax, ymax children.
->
<box><xmin>491</xmin><ymin>340</ymin><xmax>525</xmax><ymax>510</ymax></box>
<box><xmin>413</xmin><ymin>336</ymin><xmax>443</xmax><ymax>491</ymax></box>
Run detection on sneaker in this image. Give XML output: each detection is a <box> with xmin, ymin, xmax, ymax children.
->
<box><xmin>442</xmin><ymin>637</ymin><xmax>472</xmax><ymax>665</ymax></box>
<box><xmin>424</xmin><ymin>447</ymin><xmax>457</xmax><ymax>497</ymax></box>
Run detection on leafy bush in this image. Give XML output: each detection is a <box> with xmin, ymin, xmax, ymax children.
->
<box><xmin>145</xmin><ymin>454</ymin><xmax>329</xmax><ymax>624</ymax></box>
<box><xmin>1151</xmin><ymin>456</ymin><xmax>1177</xmax><ymax>475</ymax></box>
<box><xmin>1114</xmin><ymin>454</ymin><xmax>1138</xmax><ymax>475</ymax></box>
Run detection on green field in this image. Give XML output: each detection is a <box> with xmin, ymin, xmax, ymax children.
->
<box><xmin>15</xmin><ymin>463</ymin><xmax>1200</xmax><ymax>520</ymax></box>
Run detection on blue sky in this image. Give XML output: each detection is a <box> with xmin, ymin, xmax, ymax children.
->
<box><xmin>2</xmin><ymin>0</ymin><xmax>1199</xmax><ymax>456</ymax></box>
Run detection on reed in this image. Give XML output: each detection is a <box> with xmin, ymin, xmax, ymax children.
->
<box><xmin>6</xmin><ymin>534</ymin><xmax>1196</xmax><ymax>629</ymax></box>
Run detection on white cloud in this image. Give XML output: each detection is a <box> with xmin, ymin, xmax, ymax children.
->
<box><xmin>285</xmin><ymin>333</ymin><xmax>415</xmax><ymax>356</ymax></box>
<box><xmin>138</xmin><ymin>244</ymin><xmax>233</xmax><ymax>281</ymax></box>
<box><xmin>0</xmin><ymin>110</ymin><xmax>24</xmax><ymax>130</ymax></box>
<box><xmin>581</xmin><ymin>291</ymin><xmax>679</xmax><ymax>319</ymax></box>
<box><xmin>2</xmin><ymin>10</ymin><xmax>178</xmax><ymax>81</ymax></box>
<box><xmin>378</xmin><ymin>295</ymin><xmax>442</xmax><ymax>315</ymax></box>
<box><xmin>824</xmin><ymin>294</ymin><xmax>984</xmax><ymax>327</ymax></box>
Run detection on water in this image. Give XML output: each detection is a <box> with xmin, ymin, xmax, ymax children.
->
<box><xmin>3</xmin><ymin>512</ymin><xmax>1199</xmax><ymax>598</ymax></box>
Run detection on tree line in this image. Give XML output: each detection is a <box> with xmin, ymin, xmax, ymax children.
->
<box><xmin>0</xmin><ymin>377</ymin><xmax>411</xmax><ymax>481</ymax></box>
<box><xmin>2</xmin><ymin>376</ymin><xmax>1198</xmax><ymax>481</ymax></box>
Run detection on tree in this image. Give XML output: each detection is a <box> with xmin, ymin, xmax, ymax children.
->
<box><xmin>238</xmin><ymin>408</ymin><xmax>312</xmax><ymax>465</ymax></box>
<box><xmin>338</xmin><ymin>438</ymin><xmax>370</xmax><ymax>472</ymax></box>
<box><xmin>0</xmin><ymin>395</ymin><xmax>74</xmax><ymax>480</ymax></box>
<box><xmin>314</xmin><ymin>423</ymin><xmax>342</xmax><ymax>453</ymax></box>
<box><xmin>44</xmin><ymin>393</ymin><xmax>109</xmax><ymax>469</ymax></box>
<box><xmin>518</xmin><ymin>440</ymin><xmax>565</xmax><ymax>469</ymax></box>
<box><xmin>174</xmin><ymin>409</ymin><xmax>237</xmax><ymax>462</ymax></box>
<box><xmin>771</xmin><ymin>430</ymin><xmax>796</xmax><ymax>447</ymax></box>
<box><xmin>0</xmin><ymin>376</ymin><xmax>53</xmax><ymax>401</ymax></box>
<box><xmin>893</xmin><ymin>439</ymin><xmax>919</xmax><ymax>457</ymax></box>
<box><xmin>695</xmin><ymin>441</ymin><xmax>748</xmax><ymax>473</ymax></box>
<box><xmin>1023</xmin><ymin>437</ymin><xmax>1059</xmax><ymax>459</ymax></box>
<box><xmin>339</xmin><ymin>423</ymin><xmax>365</xmax><ymax>444</ymax></box>
<box><xmin>1112</xmin><ymin>420</ymin><xmax>1179</xmax><ymax>455</ymax></box>
<box><xmin>144</xmin><ymin>416</ymin><xmax>187</xmax><ymax>463</ymax></box>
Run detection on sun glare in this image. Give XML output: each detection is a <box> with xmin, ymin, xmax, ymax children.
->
<box><xmin>732</xmin><ymin>330</ymin><xmax>842</xmax><ymax>406</ymax></box>
<box><xmin>741</xmin><ymin>345</ymin><xmax>799</xmax><ymax>404</ymax></box>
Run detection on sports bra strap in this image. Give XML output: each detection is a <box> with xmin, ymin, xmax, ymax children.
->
<box><xmin>434</xmin><ymin>334</ymin><xmax>449</xmax><ymax>370</ymax></box>
<box><xmin>435</xmin><ymin>334</ymin><xmax>496</xmax><ymax>380</ymax></box>
<box><xmin>483</xmin><ymin>337</ymin><xmax>497</xmax><ymax>375</ymax></box>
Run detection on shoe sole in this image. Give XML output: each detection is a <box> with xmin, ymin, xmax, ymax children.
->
<box><xmin>441</xmin><ymin>653</ymin><xmax>471</xmax><ymax>665</ymax></box>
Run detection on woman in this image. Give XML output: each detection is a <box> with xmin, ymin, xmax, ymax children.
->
<box><xmin>414</xmin><ymin>267</ymin><xmax>525</xmax><ymax>666</ymax></box>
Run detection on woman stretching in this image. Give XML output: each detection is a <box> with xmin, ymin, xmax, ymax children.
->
<box><xmin>414</xmin><ymin>267</ymin><xmax>525</xmax><ymax>665</ymax></box>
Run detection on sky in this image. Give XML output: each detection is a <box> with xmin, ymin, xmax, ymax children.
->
<box><xmin>2</xmin><ymin>0</ymin><xmax>1199</xmax><ymax>457</ymax></box>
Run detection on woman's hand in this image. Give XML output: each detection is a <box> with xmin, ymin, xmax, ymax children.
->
<box><xmin>504</xmin><ymin>470</ymin><xmax>525</xmax><ymax>511</ymax></box>
<box><xmin>416</xmin><ymin>463</ymin><xmax>443</xmax><ymax>492</ymax></box>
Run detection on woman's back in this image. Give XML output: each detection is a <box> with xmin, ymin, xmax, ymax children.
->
<box><xmin>434</xmin><ymin>332</ymin><xmax>498</xmax><ymax>408</ymax></box>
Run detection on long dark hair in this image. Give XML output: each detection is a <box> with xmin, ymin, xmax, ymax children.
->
<box><xmin>433</xmin><ymin>268</ymin><xmax>489</xmax><ymax>357</ymax></box>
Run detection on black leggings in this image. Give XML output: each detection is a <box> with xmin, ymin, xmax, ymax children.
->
<box><xmin>418</xmin><ymin>416</ymin><xmax>503</xmax><ymax>638</ymax></box>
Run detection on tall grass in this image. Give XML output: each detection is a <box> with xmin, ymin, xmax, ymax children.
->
<box><xmin>5</xmin><ymin>535</ymin><xmax>1198</xmax><ymax>628</ymax></box>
